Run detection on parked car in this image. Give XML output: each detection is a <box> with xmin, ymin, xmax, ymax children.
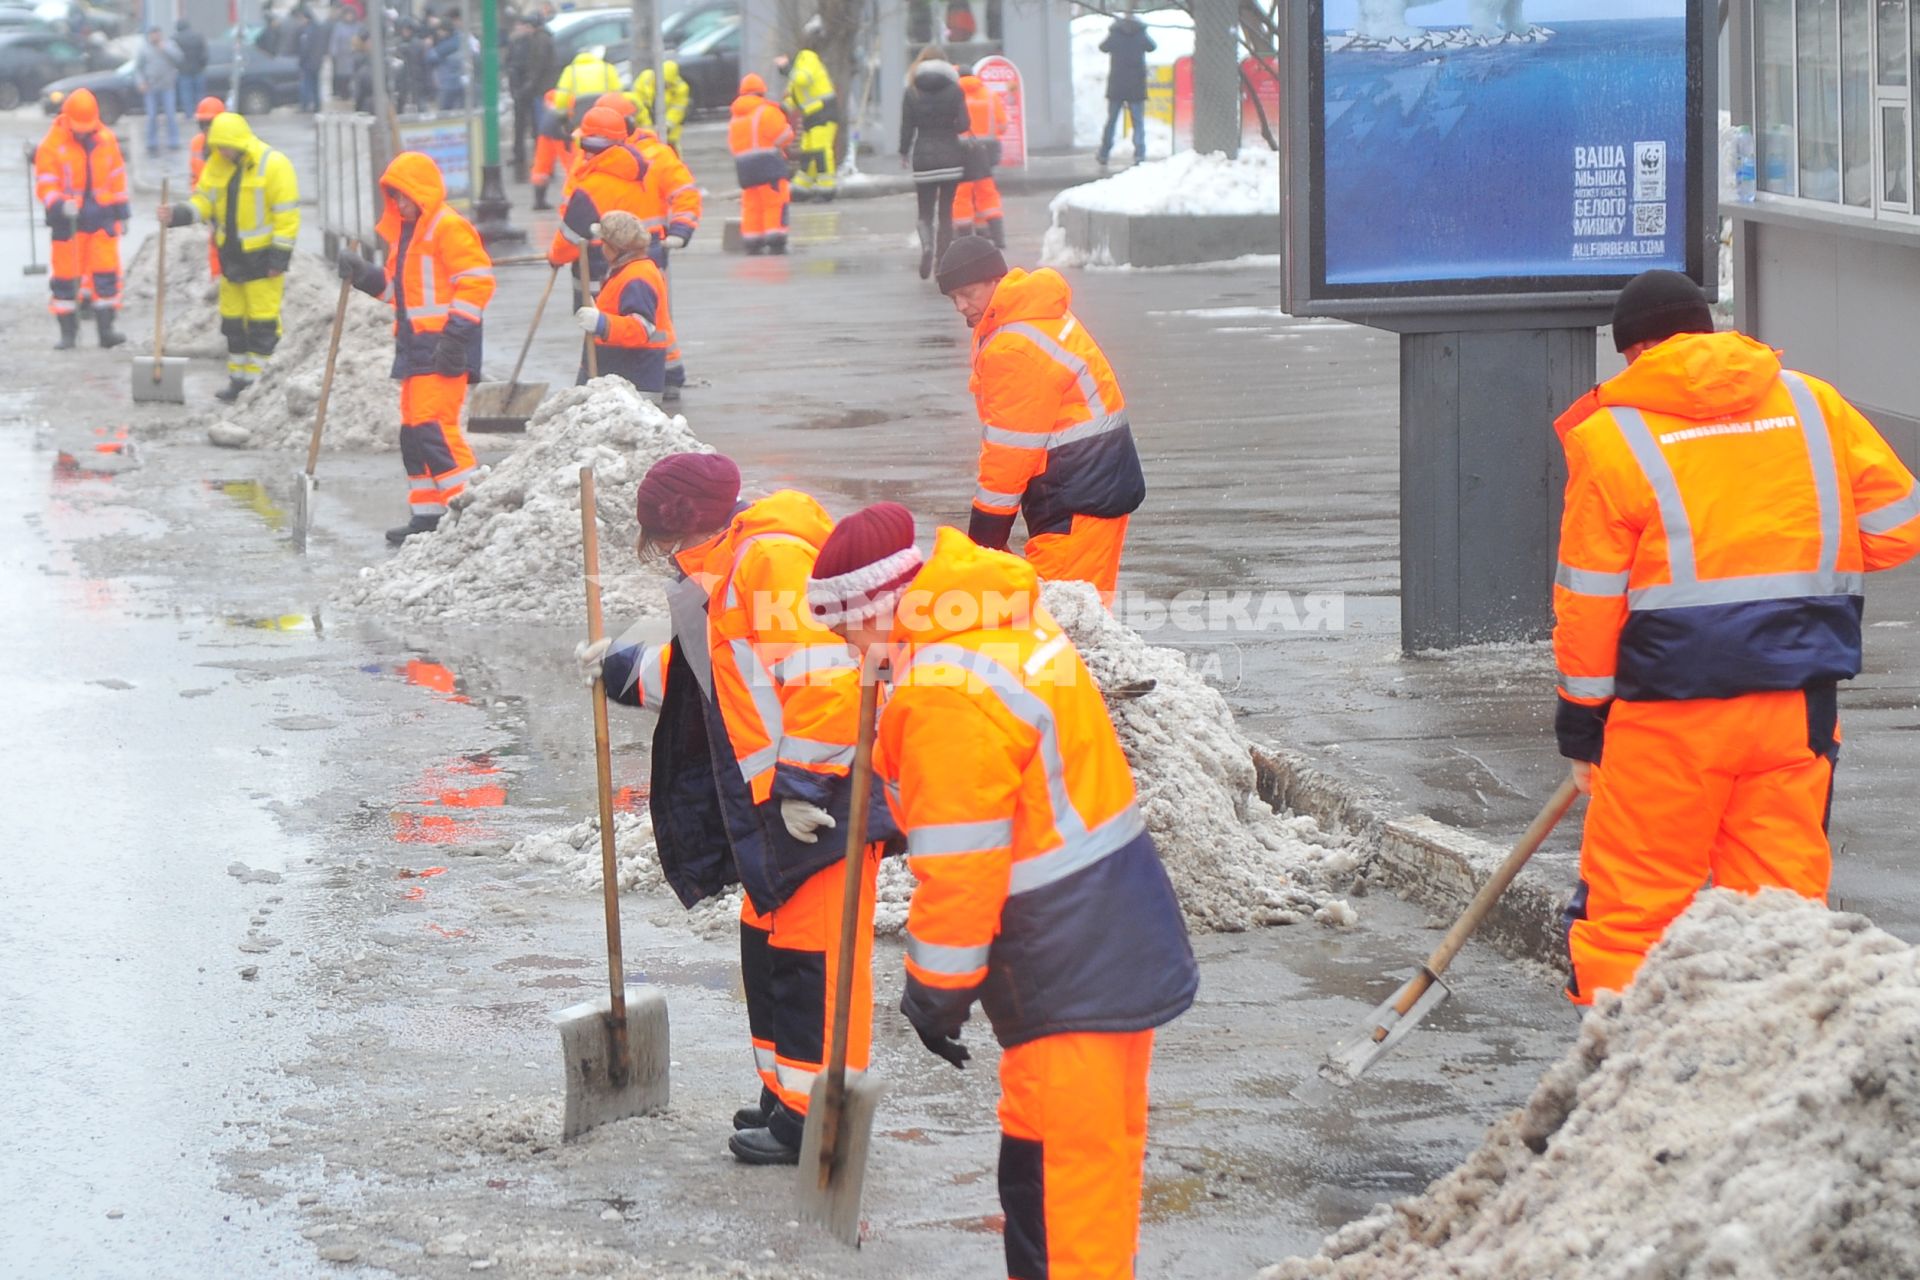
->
<box><xmin>42</xmin><ymin>44</ymin><xmax>301</xmax><ymax>122</ymax></box>
<box><xmin>0</xmin><ymin>26</ymin><xmax>101</xmax><ymax>109</ymax></box>
<box><xmin>670</xmin><ymin>15</ymin><xmax>737</xmax><ymax>112</ymax></box>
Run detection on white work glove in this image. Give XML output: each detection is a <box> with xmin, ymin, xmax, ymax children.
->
<box><xmin>780</xmin><ymin>799</ymin><xmax>836</xmax><ymax>844</ymax></box>
<box><xmin>573</xmin><ymin>305</ymin><xmax>606</xmax><ymax>337</ymax></box>
<box><xmin>664</xmin><ymin>233</ymin><xmax>687</xmax><ymax>250</ymax></box>
<box><xmin>61</xmin><ymin>198</ymin><xmax>79</xmax><ymax>219</ymax></box>
<box><xmin>575</xmin><ymin>637</ymin><xmax>612</xmax><ymax>687</ymax></box>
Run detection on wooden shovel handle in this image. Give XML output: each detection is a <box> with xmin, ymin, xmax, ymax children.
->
<box><xmin>577</xmin><ymin>253</ymin><xmax>598</xmax><ymax>380</ymax></box>
<box><xmin>152</xmin><ymin>178</ymin><xmax>168</xmax><ymax>373</ymax></box>
<box><xmin>817</xmin><ymin>661</ymin><xmax>881</xmax><ymax>1188</ymax></box>
<box><xmin>581</xmin><ymin>465</ymin><xmax>631</xmax><ymax>1084</ymax></box>
<box><xmin>507</xmin><ymin>264</ymin><xmax>559</xmax><ymax>390</ymax></box>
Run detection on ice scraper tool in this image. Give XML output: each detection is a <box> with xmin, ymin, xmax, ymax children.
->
<box><xmin>553</xmin><ymin>465</ymin><xmax>669</xmax><ymax>1141</ymax></box>
<box><xmin>795</xmin><ymin>660</ymin><xmax>887</xmax><ymax>1247</ymax></box>
<box><xmin>131</xmin><ymin>178</ymin><xmax>187</xmax><ymax>404</ymax></box>
<box><xmin>291</xmin><ymin>252</ymin><xmax>355</xmax><ymax>552</ymax></box>
<box><xmin>1323</xmin><ymin>777</ymin><xmax>1580</xmax><ymax>1085</ymax></box>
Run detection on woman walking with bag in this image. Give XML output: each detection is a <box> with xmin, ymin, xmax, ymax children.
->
<box><xmin>898</xmin><ymin>46</ymin><xmax>970</xmax><ymax>280</ymax></box>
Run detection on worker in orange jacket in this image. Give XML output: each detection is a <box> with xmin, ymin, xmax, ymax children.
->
<box><xmin>936</xmin><ymin>240</ymin><xmax>1146</xmax><ymax>602</ymax></box>
<box><xmin>188</xmin><ymin>95</ymin><xmax>225</xmax><ymax>281</ymax></box>
<box><xmin>808</xmin><ymin>504</ymin><xmax>1197</xmax><ymax>1280</ymax></box>
<box><xmin>573</xmin><ymin>210</ymin><xmax>680</xmax><ymax>397</ymax></box>
<box><xmin>337</xmin><ymin>152</ymin><xmax>496</xmax><ymax>546</ymax></box>
<box><xmin>531</xmin><ymin>89</ymin><xmax>572</xmax><ymax>209</ymax></box>
<box><xmin>728</xmin><ymin>73</ymin><xmax>793</xmax><ymax>255</ymax></box>
<box><xmin>1553</xmin><ymin>270</ymin><xmax>1920</xmax><ymax>1004</ymax></box>
<box><xmin>33</xmin><ymin>88</ymin><xmax>129</xmax><ymax>350</ymax></box>
<box><xmin>953</xmin><ymin>65</ymin><xmax>1007</xmax><ymax>247</ymax></box>
<box><xmin>578</xmin><ymin>453</ymin><xmax>895</xmax><ymax>1164</ymax></box>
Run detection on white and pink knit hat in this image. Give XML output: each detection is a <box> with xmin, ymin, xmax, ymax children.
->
<box><xmin>808</xmin><ymin>502</ymin><xmax>924</xmax><ymax>627</ymax></box>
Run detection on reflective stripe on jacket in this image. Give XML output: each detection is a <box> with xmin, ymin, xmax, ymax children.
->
<box><xmin>1553</xmin><ymin>331</ymin><xmax>1920</xmax><ymax>759</ymax></box>
<box><xmin>374</xmin><ymin>151</ymin><xmax>494</xmax><ymax>380</ymax></box>
<box><xmin>968</xmin><ymin>268</ymin><xmax>1146</xmax><ymax>549</ymax></box>
<box><xmin>881</xmin><ymin>527</ymin><xmax>1197</xmax><ymax>1048</ymax></box>
<box><xmin>729</xmin><ymin>91</ymin><xmax>792</xmax><ymax>189</ymax></box>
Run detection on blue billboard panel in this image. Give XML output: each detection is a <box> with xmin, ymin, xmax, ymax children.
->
<box><xmin>1309</xmin><ymin>0</ymin><xmax>1702</xmax><ymax>300</ymax></box>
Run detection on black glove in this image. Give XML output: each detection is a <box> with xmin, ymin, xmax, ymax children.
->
<box><xmin>430</xmin><ymin>332</ymin><xmax>469</xmax><ymax>378</ymax></box>
<box><xmin>913</xmin><ymin>1021</ymin><xmax>970</xmax><ymax>1070</ymax></box>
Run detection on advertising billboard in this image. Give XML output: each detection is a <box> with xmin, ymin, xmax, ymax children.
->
<box><xmin>1283</xmin><ymin>0</ymin><xmax>1713</xmax><ymax>317</ymax></box>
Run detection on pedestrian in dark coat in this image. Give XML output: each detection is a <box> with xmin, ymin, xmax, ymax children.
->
<box><xmin>898</xmin><ymin>47</ymin><xmax>971</xmax><ymax>280</ymax></box>
<box><xmin>1097</xmin><ymin>13</ymin><xmax>1156</xmax><ymax>166</ymax></box>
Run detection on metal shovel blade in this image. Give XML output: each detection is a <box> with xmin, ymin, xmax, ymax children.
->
<box><xmin>1321</xmin><ymin>970</ymin><xmax>1453</xmax><ymax>1086</ymax></box>
<box><xmin>130</xmin><ymin>356</ymin><xmax>187</xmax><ymax>403</ymax></box>
<box><xmin>552</xmin><ymin>987</ymin><xmax>671</xmax><ymax>1142</ymax></box>
<box><xmin>466</xmin><ymin>380</ymin><xmax>548</xmax><ymax>433</ymax></box>
<box><xmin>795</xmin><ymin>1069</ymin><xmax>887</xmax><ymax>1247</ymax></box>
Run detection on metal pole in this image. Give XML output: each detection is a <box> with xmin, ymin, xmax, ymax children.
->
<box><xmin>472</xmin><ymin>0</ymin><xmax>524</xmax><ymax>242</ymax></box>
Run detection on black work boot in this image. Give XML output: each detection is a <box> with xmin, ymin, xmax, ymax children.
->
<box><xmin>385</xmin><ymin>513</ymin><xmax>442</xmax><ymax>546</ymax></box>
<box><xmin>917</xmin><ymin>220</ymin><xmax>934</xmax><ymax>280</ymax></box>
<box><xmin>213</xmin><ymin>376</ymin><xmax>249</xmax><ymax>404</ymax></box>
<box><xmin>733</xmin><ymin>1086</ymin><xmax>776</xmax><ymax>1131</ymax></box>
<box><xmin>727</xmin><ymin>1126</ymin><xmax>800</xmax><ymax>1166</ymax></box>
<box><xmin>54</xmin><ymin>314</ymin><xmax>79</xmax><ymax>349</ymax></box>
<box><xmin>95</xmin><ymin>310</ymin><xmax>126</xmax><ymax>349</ymax></box>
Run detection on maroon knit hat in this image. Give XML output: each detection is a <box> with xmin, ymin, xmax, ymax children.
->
<box><xmin>808</xmin><ymin>503</ymin><xmax>924</xmax><ymax>627</ymax></box>
<box><xmin>634</xmin><ymin>452</ymin><xmax>741</xmax><ymax>541</ymax></box>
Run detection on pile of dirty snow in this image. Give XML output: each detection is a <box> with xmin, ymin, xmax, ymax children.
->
<box><xmin>341</xmin><ymin>379</ymin><xmax>707</xmax><ymax>622</ymax></box>
<box><xmin>1262</xmin><ymin>890</ymin><xmax>1920</xmax><ymax>1280</ymax></box>
<box><xmin>1070</xmin><ymin>10</ymin><xmax>1192</xmax><ymax>157</ymax></box>
<box><xmin>124</xmin><ymin>236</ymin><xmax>403</xmax><ymax>452</ymax></box>
<box><xmin>1042</xmin><ymin>582</ymin><xmax>1356</xmax><ymax>931</ymax></box>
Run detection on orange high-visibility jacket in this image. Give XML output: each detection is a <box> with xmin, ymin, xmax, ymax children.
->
<box><xmin>729</xmin><ymin>87</ymin><xmax>792</xmax><ymax>189</ymax></box>
<box><xmin>373</xmin><ymin>152</ymin><xmax>495</xmax><ymax>379</ymax></box>
<box><xmin>34</xmin><ymin>110</ymin><xmax>129</xmax><ymax>234</ymax></box>
<box><xmin>1553</xmin><ymin>331</ymin><xmax>1920</xmax><ymax>760</ymax></box>
<box><xmin>550</xmin><ymin>140</ymin><xmax>651</xmax><ymax>273</ymax></box>
<box><xmin>966</xmin><ymin>268</ymin><xmax>1146</xmax><ymax>551</ymax></box>
<box><xmin>634</xmin><ymin>128</ymin><xmax>701</xmax><ymax>242</ymax></box>
<box><xmin>879</xmin><ymin>527</ymin><xmax>1197</xmax><ymax>1047</ymax></box>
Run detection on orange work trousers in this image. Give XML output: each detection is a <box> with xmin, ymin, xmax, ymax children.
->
<box><xmin>999</xmin><ymin>1029</ymin><xmax>1154</xmax><ymax>1280</ymax></box>
<box><xmin>740</xmin><ymin>180</ymin><xmax>789</xmax><ymax>251</ymax></box>
<box><xmin>953</xmin><ymin>176</ymin><xmax>1003</xmax><ymax>232</ymax></box>
<box><xmin>764</xmin><ymin>844</ymin><xmax>882</xmax><ymax>1148</ymax></box>
<box><xmin>398</xmin><ymin>374</ymin><xmax>475</xmax><ymax>516</ymax></box>
<box><xmin>741</xmin><ymin>895</ymin><xmax>778</xmax><ymax>1103</ymax></box>
<box><xmin>1564</xmin><ymin>689</ymin><xmax>1836</xmax><ymax>1004</ymax></box>
<box><xmin>532</xmin><ymin>134</ymin><xmax>567</xmax><ymax>187</ymax></box>
<box><xmin>1025</xmin><ymin>514</ymin><xmax>1129</xmax><ymax>605</ymax></box>
<box><xmin>49</xmin><ymin>227</ymin><xmax>121</xmax><ymax>314</ymax></box>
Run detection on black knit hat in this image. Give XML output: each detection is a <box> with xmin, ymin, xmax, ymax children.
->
<box><xmin>935</xmin><ymin>236</ymin><xmax>1008</xmax><ymax>295</ymax></box>
<box><xmin>1612</xmin><ymin>269</ymin><xmax>1712</xmax><ymax>353</ymax></box>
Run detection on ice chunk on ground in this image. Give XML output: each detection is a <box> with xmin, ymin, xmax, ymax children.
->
<box><xmin>340</xmin><ymin>378</ymin><xmax>709</xmax><ymax>622</ymax></box>
<box><xmin>1260</xmin><ymin>890</ymin><xmax>1920</xmax><ymax>1280</ymax></box>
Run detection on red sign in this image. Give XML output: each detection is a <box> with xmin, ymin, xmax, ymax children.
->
<box><xmin>973</xmin><ymin>54</ymin><xmax>1026</xmax><ymax>170</ymax></box>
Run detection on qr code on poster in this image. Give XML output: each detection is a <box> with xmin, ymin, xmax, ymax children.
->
<box><xmin>1633</xmin><ymin>203</ymin><xmax>1668</xmax><ymax>236</ymax></box>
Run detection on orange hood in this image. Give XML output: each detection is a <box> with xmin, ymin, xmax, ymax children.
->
<box><xmin>376</xmin><ymin>151</ymin><xmax>447</xmax><ymax>235</ymax></box>
<box><xmin>891</xmin><ymin>526</ymin><xmax>1038</xmax><ymax>650</ymax></box>
<box><xmin>977</xmin><ymin>268</ymin><xmax>1070</xmax><ymax>344</ymax></box>
<box><xmin>1592</xmin><ymin>331</ymin><xmax>1784</xmax><ymax>423</ymax></box>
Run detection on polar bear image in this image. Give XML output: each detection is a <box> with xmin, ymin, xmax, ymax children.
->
<box><xmin>1355</xmin><ymin>0</ymin><xmax>1528</xmax><ymax>41</ymax></box>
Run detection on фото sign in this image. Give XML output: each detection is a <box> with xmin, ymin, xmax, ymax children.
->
<box><xmin>974</xmin><ymin>55</ymin><xmax>1027</xmax><ymax>170</ymax></box>
<box><xmin>1282</xmin><ymin>0</ymin><xmax>1713</xmax><ymax>316</ymax></box>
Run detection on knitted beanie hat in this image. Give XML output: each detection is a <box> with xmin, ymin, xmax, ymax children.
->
<box><xmin>808</xmin><ymin>503</ymin><xmax>923</xmax><ymax>627</ymax></box>
<box><xmin>634</xmin><ymin>453</ymin><xmax>741</xmax><ymax>542</ymax></box>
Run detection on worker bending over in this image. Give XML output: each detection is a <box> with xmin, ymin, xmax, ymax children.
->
<box><xmin>36</xmin><ymin>89</ymin><xmax>129</xmax><ymax>351</ymax></box>
<box><xmin>729</xmin><ymin>73</ymin><xmax>792</xmax><ymax>255</ymax></box>
<box><xmin>158</xmin><ymin>111</ymin><xmax>298</xmax><ymax>401</ymax></box>
<box><xmin>573</xmin><ymin>211</ymin><xmax>680</xmax><ymax>398</ymax></box>
<box><xmin>336</xmin><ymin>152</ymin><xmax>495</xmax><ymax>546</ymax></box>
<box><xmin>937</xmin><ymin>239</ymin><xmax>1146</xmax><ymax>602</ymax></box>
<box><xmin>578</xmin><ymin>453</ymin><xmax>895</xmax><ymax>1164</ymax></box>
<box><xmin>1554</xmin><ymin>269</ymin><xmax>1920</xmax><ymax>1002</ymax></box>
<box><xmin>808</xmin><ymin>503</ymin><xmax>1197</xmax><ymax>1280</ymax></box>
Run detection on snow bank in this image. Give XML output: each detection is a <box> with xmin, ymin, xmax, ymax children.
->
<box><xmin>341</xmin><ymin>378</ymin><xmax>708</xmax><ymax>622</ymax></box>
<box><xmin>1262</xmin><ymin>890</ymin><xmax>1920</xmax><ymax>1280</ymax></box>
<box><xmin>1043</xmin><ymin>582</ymin><xmax>1356</xmax><ymax>931</ymax></box>
<box><xmin>1071</xmin><ymin>9</ymin><xmax>1192</xmax><ymax>158</ymax></box>
<box><xmin>124</xmin><ymin>238</ymin><xmax>403</xmax><ymax>452</ymax></box>
<box><xmin>1053</xmin><ymin>148</ymin><xmax>1279</xmax><ymax>218</ymax></box>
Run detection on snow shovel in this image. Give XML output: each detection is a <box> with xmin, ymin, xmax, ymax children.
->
<box><xmin>795</xmin><ymin>663</ymin><xmax>886</xmax><ymax>1247</ymax></box>
<box><xmin>131</xmin><ymin>178</ymin><xmax>186</xmax><ymax>404</ymax></box>
<box><xmin>1322</xmin><ymin>776</ymin><xmax>1581</xmax><ymax>1085</ymax></box>
<box><xmin>553</xmin><ymin>464</ymin><xmax>669</xmax><ymax>1141</ymax></box>
<box><xmin>290</xmin><ymin>266</ymin><xmax>354</xmax><ymax>553</ymax></box>
<box><xmin>468</xmin><ymin>263</ymin><xmax>558</xmax><ymax>433</ymax></box>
